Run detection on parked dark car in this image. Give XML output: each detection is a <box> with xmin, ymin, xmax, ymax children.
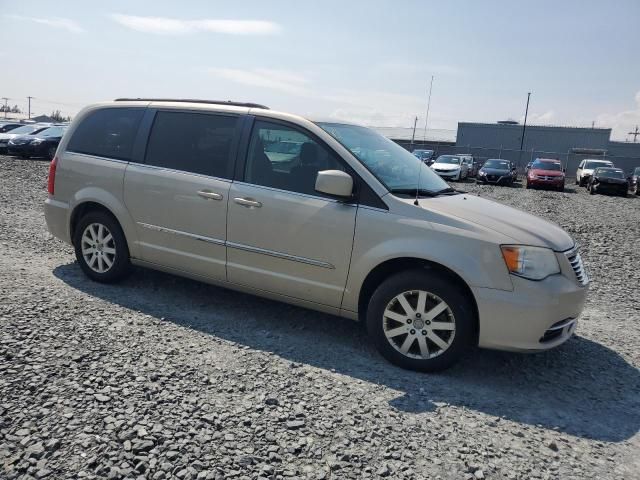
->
<box><xmin>476</xmin><ymin>158</ymin><xmax>515</xmax><ymax>186</ymax></box>
<box><xmin>7</xmin><ymin>125</ymin><xmax>67</xmax><ymax>159</ymax></box>
<box><xmin>0</xmin><ymin>122</ymin><xmax>24</xmax><ymax>133</ymax></box>
<box><xmin>412</xmin><ymin>149</ymin><xmax>434</xmax><ymax>164</ymax></box>
<box><xmin>587</xmin><ymin>167</ymin><xmax>628</xmax><ymax>197</ymax></box>
<box><xmin>526</xmin><ymin>158</ymin><xmax>565</xmax><ymax>191</ymax></box>
<box><xmin>628</xmin><ymin>167</ymin><xmax>640</xmax><ymax>196</ymax></box>
<box><xmin>0</xmin><ymin>124</ymin><xmax>51</xmax><ymax>153</ymax></box>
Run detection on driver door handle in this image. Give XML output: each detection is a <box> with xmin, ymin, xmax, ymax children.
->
<box><xmin>234</xmin><ymin>197</ymin><xmax>262</xmax><ymax>208</ymax></box>
<box><xmin>197</xmin><ymin>190</ymin><xmax>223</xmax><ymax>201</ymax></box>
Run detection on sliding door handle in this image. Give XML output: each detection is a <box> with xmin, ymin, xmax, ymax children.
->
<box><xmin>197</xmin><ymin>190</ymin><xmax>223</xmax><ymax>201</ymax></box>
<box><xmin>233</xmin><ymin>197</ymin><xmax>262</xmax><ymax>208</ymax></box>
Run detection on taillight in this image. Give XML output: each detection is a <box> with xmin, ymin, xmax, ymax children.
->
<box><xmin>48</xmin><ymin>156</ymin><xmax>58</xmax><ymax>195</ymax></box>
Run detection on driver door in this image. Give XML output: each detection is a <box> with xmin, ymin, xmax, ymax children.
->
<box><xmin>226</xmin><ymin>119</ymin><xmax>357</xmax><ymax>308</ymax></box>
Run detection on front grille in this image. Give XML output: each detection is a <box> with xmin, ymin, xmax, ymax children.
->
<box><xmin>566</xmin><ymin>249</ymin><xmax>588</xmax><ymax>286</ymax></box>
<box><xmin>538</xmin><ymin>175</ymin><xmax>560</xmax><ymax>181</ymax></box>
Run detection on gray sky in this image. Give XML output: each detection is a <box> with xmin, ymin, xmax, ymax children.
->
<box><xmin>1</xmin><ymin>0</ymin><xmax>639</xmax><ymax>140</ymax></box>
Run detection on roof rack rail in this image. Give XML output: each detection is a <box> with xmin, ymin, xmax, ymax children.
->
<box><xmin>114</xmin><ymin>98</ymin><xmax>269</xmax><ymax>109</ymax></box>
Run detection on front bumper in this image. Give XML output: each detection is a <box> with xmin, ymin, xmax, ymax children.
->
<box><xmin>7</xmin><ymin>143</ymin><xmax>46</xmax><ymax>157</ymax></box>
<box><xmin>528</xmin><ymin>177</ymin><xmax>564</xmax><ymax>188</ymax></box>
<box><xmin>592</xmin><ymin>182</ymin><xmax>627</xmax><ymax>195</ymax></box>
<box><xmin>473</xmin><ymin>260</ymin><xmax>588</xmax><ymax>352</ymax></box>
<box><xmin>478</xmin><ymin>174</ymin><xmax>510</xmax><ymax>184</ymax></box>
<box><xmin>434</xmin><ymin>170</ymin><xmax>460</xmax><ymax>180</ymax></box>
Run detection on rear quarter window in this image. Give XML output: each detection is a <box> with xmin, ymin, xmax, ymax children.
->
<box><xmin>67</xmin><ymin>108</ymin><xmax>144</xmax><ymax>161</ymax></box>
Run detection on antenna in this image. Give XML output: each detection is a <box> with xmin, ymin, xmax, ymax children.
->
<box><xmin>414</xmin><ymin>156</ymin><xmax>424</xmax><ymax>206</ymax></box>
<box><xmin>422</xmin><ymin>76</ymin><xmax>434</xmax><ymax>143</ymax></box>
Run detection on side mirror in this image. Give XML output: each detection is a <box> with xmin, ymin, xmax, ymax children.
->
<box><xmin>315</xmin><ymin>170</ymin><xmax>353</xmax><ymax>198</ymax></box>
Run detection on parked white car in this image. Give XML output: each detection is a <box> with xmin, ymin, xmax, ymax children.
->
<box><xmin>431</xmin><ymin>155</ymin><xmax>469</xmax><ymax>181</ymax></box>
<box><xmin>575</xmin><ymin>159</ymin><xmax>614</xmax><ymax>187</ymax></box>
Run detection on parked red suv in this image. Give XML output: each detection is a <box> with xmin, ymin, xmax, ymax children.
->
<box><xmin>526</xmin><ymin>158</ymin><xmax>566</xmax><ymax>191</ymax></box>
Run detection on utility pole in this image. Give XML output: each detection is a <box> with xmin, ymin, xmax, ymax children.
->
<box><xmin>629</xmin><ymin>125</ymin><xmax>640</xmax><ymax>143</ymax></box>
<box><xmin>27</xmin><ymin>96</ymin><xmax>33</xmax><ymax>119</ymax></box>
<box><xmin>519</xmin><ymin>92</ymin><xmax>531</xmax><ymax>151</ymax></box>
<box><xmin>422</xmin><ymin>75</ymin><xmax>434</xmax><ymax>143</ymax></box>
<box><xmin>410</xmin><ymin>116</ymin><xmax>418</xmax><ymax>150</ymax></box>
<box><xmin>1</xmin><ymin>97</ymin><xmax>8</xmax><ymax>119</ymax></box>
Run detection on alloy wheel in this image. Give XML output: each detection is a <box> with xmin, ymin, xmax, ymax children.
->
<box><xmin>382</xmin><ymin>290</ymin><xmax>456</xmax><ymax>359</ymax></box>
<box><xmin>81</xmin><ymin>223</ymin><xmax>116</xmax><ymax>273</ymax></box>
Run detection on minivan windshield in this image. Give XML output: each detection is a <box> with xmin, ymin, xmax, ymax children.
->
<box><xmin>316</xmin><ymin>122</ymin><xmax>450</xmax><ymax>193</ymax></box>
<box><xmin>532</xmin><ymin>160</ymin><xmax>561</xmax><ymax>171</ymax></box>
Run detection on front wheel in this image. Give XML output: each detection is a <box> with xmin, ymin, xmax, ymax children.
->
<box><xmin>366</xmin><ymin>270</ymin><xmax>475</xmax><ymax>372</ymax></box>
<box><xmin>73</xmin><ymin>211</ymin><xmax>132</xmax><ymax>283</ymax></box>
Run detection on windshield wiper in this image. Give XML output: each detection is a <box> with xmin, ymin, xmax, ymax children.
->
<box><xmin>389</xmin><ymin>188</ymin><xmax>441</xmax><ymax>197</ymax></box>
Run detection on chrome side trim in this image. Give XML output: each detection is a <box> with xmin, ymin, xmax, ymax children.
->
<box><xmin>226</xmin><ymin>241</ymin><xmax>335</xmax><ymax>269</ymax></box>
<box><xmin>137</xmin><ymin>222</ymin><xmax>225</xmax><ymax>246</ymax></box>
<box><xmin>137</xmin><ymin>223</ymin><xmax>334</xmax><ymax>269</ymax></box>
<box><xmin>233</xmin><ymin>181</ymin><xmax>357</xmax><ymax>207</ymax></box>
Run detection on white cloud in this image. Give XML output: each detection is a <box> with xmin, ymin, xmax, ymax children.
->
<box><xmin>208</xmin><ymin>68</ymin><xmax>309</xmax><ymax>95</ymax></box>
<box><xmin>110</xmin><ymin>14</ymin><xmax>280</xmax><ymax>35</ymax></box>
<box><xmin>5</xmin><ymin>14</ymin><xmax>84</xmax><ymax>33</ymax></box>
<box><xmin>207</xmin><ymin>66</ymin><xmax>433</xmax><ymax>126</ymax></box>
<box><xmin>596</xmin><ymin>91</ymin><xmax>640</xmax><ymax>141</ymax></box>
<box><xmin>522</xmin><ymin>110</ymin><xmax>556</xmax><ymax>125</ymax></box>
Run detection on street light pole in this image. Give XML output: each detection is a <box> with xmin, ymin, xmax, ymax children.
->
<box><xmin>27</xmin><ymin>96</ymin><xmax>33</xmax><ymax>119</ymax></box>
<box><xmin>520</xmin><ymin>92</ymin><xmax>531</xmax><ymax>151</ymax></box>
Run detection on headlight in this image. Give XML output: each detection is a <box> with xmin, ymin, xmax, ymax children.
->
<box><xmin>529</xmin><ymin>173</ymin><xmax>538</xmax><ymax>179</ymax></box>
<box><xmin>31</xmin><ymin>138</ymin><xmax>44</xmax><ymax>145</ymax></box>
<box><xmin>500</xmin><ymin>245</ymin><xmax>560</xmax><ymax>280</ymax></box>
<box><xmin>478</xmin><ymin>171</ymin><xmax>486</xmax><ymax>176</ymax></box>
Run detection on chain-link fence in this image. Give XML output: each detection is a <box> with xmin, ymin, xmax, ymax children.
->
<box><xmin>397</xmin><ymin>139</ymin><xmax>640</xmax><ymax>175</ymax></box>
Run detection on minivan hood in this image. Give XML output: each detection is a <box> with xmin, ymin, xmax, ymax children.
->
<box><xmin>406</xmin><ymin>193</ymin><xmax>574</xmax><ymax>251</ymax></box>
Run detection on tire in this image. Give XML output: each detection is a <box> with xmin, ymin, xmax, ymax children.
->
<box><xmin>575</xmin><ymin>177</ymin><xmax>579</xmax><ymax>185</ymax></box>
<box><xmin>73</xmin><ymin>210</ymin><xmax>131</xmax><ymax>283</ymax></box>
<box><xmin>588</xmin><ymin>184</ymin><xmax>595</xmax><ymax>195</ymax></box>
<box><xmin>579</xmin><ymin>177</ymin><xmax>585</xmax><ymax>187</ymax></box>
<box><xmin>366</xmin><ymin>270</ymin><xmax>475</xmax><ymax>372</ymax></box>
<box><xmin>558</xmin><ymin>185</ymin><xmax>564</xmax><ymax>192</ymax></box>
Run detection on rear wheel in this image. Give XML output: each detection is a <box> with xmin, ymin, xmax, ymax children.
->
<box><xmin>73</xmin><ymin>211</ymin><xmax>131</xmax><ymax>283</ymax></box>
<box><xmin>366</xmin><ymin>270</ymin><xmax>474</xmax><ymax>372</ymax></box>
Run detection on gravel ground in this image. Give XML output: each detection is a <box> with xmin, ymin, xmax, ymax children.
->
<box><xmin>1</xmin><ymin>156</ymin><xmax>639</xmax><ymax>480</ymax></box>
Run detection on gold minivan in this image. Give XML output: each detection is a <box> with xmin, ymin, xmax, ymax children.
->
<box><xmin>45</xmin><ymin>99</ymin><xmax>589</xmax><ymax>371</ymax></box>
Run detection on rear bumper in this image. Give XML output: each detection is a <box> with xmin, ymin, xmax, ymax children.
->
<box><xmin>44</xmin><ymin>197</ymin><xmax>72</xmax><ymax>244</ymax></box>
<box><xmin>474</xmin><ymin>273</ymin><xmax>588</xmax><ymax>352</ymax></box>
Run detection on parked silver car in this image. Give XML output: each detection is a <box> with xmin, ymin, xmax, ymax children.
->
<box><xmin>45</xmin><ymin>99</ymin><xmax>589</xmax><ymax>371</ymax></box>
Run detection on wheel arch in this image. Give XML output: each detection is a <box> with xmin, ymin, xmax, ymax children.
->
<box><xmin>357</xmin><ymin>257</ymin><xmax>480</xmax><ymax>345</ymax></box>
<box><xmin>70</xmin><ymin>201</ymin><xmax>118</xmax><ymax>245</ymax></box>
